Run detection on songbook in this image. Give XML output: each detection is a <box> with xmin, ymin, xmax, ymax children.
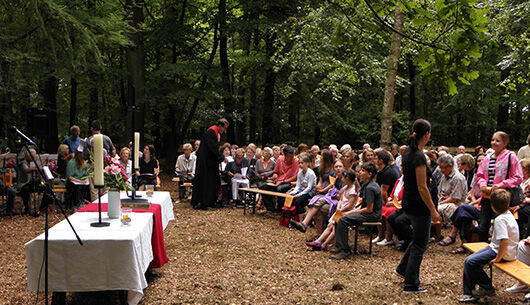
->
<box><xmin>283</xmin><ymin>195</ymin><xmax>294</xmax><ymax>208</ymax></box>
<box><xmin>72</xmin><ymin>179</ymin><xmax>89</xmax><ymax>185</ymax></box>
<box><xmin>332</xmin><ymin>210</ymin><xmax>343</xmax><ymax>223</ymax></box>
<box><xmin>393</xmin><ymin>196</ymin><xmax>402</xmax><ymax>209</ymax></box>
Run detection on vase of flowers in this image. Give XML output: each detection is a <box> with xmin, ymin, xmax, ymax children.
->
<box><xmin>104</xmin><ymin>156</ymin><xmax>133</xmax><ymax>218</ymax></box>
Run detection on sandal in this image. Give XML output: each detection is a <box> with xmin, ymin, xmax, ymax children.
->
<box><xmin>451</xmin><ymin>247</ymin><xmax>466</xmax><ymax>254</ymax></box>
<box><xmin>429</xmin><ymin>235</ymin><xmax>443</xmax><ymax>243</ymax></box>
<box><xmin>439</xmin><ymin>235</ymin><xmax>456</xmax><ymax>246</ymax></box>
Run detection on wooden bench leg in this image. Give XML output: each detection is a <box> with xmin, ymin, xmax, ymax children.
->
<box><xmin>369</xmin><ymin>226</ymin><xmax>374</xmax><ymax>255</ymax></box>
<box><xmin>354</xmin><ymin>227</ymin><xmax>358</xmax><ymax>255</ymax></box>
<box><xmin>51</xmin><ymin>292</ymin><xmax>66</xmax><ymax>305</ymax></box>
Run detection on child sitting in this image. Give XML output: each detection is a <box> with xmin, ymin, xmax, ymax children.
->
<box><xmin>288</xmin><ymin>153</ymin><xmax>317</xmax><ymax>220</ymax></box>
<box><xmin>459</xmin><ymin>189</ymin><xmax>519</xmax><ymax>303</ymax></box>
<box><xmin>305</xmin><ymin>169</ymin><xmax>359</xmax><ymax>251</ymax></box>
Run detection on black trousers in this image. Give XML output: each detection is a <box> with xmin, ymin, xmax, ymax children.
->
<box><xmin>259</xmin><ymin>182</ymin><xmax>292</xmax><ymax>212</ymax></box>
<box><xmin>518</xmin><ymin>205</ymin><xmax>530</xmax><ymax>239</ymax></box>
<box><xmin>388</xmin><ymin>209</ymin><xmax>412</xmax><ymax>242</ymax></box>
<box><xmin>292</xmin><ymin>193</ymin><xmax>312</xmax><ymax>215</ymax></box>
<box><xmin>478</xmin><ymin>198</ymin><xmax>494</xmax><ymax>242</ymax></box>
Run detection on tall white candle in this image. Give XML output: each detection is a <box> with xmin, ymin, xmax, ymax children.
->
<box><xmin>93</xmin><ymin>134</ymin><xmax>104</xmax><ymax>186</ymax></box>
<box><xmin>134</xmin><ymin>132</ymin><xmax>140</xmax><ymax>169</ymax></box>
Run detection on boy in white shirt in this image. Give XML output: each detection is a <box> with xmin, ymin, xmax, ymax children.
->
<box><xmin>459</xmin><ymin>189</ymin><xmax>519</xmax><ymax>303</ymax></box>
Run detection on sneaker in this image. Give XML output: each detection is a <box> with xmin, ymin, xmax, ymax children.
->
<box><xmin>403</xmin><ymin>287</ymin><xmax>428</xmax><ymax>294</ymax></box>
<box><xmin>371</xmin><ymin>236</ymin><xmax>382</xmax><ymax>244</ymax></box>
<box><xmin>329</xmin><ymin>250</ymin><xmax>351</xmax><ymax>260</ymax></box>
<box><xmin>376</xmin><ymin>239</ymin><xmax>395</xmax><ymax>246</ymax></box>
<box><xmin>289</xmin><ymin>219</ymin><xmax>307</xmax><ymax>233</ymax></box>
<box><xmin>472</xmin><ymin>287</ymin><xmax>495</xmax><ymax>298</ymax></box>
<box><xmin>394</xmin><ymin>270</ymin><xmax>405</xmax><ymax>279</ymax></box>
<box><xmin>525</xmin><ymin>292</ymin><xmax>530</xmax><ymax>300</ymax></box>
<box><xmin>394</xmin><ymin>240</ymin><xmax>404</xmax><ymax>247</ymax></box>
<box><xmin>306</xmin><ymin>241</ymin><xmax>321</xmax><ymax>248</ymax></box>
<box><xmin>458</xmin><ymin>294</ymin><xmax>477</xmax><ymax>303</ymax></box>
<box><xmin>505</xmin><ymin>283</ymin><xmax>527</xmax><ymax>293</ymax></box>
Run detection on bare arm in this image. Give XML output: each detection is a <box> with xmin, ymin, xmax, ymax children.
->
<box><xmin>344</xmin><ymin>201</ymin><xmax>373</xmax><ymax>215</ymax></box>
<box><xmin>416</xmin><ymin>164</ymin><xmax>441</xmax><ymax>223</ymax></box>
<box><xmin>489</xmin><ymin>239</ymin><xmax>508</xmax><ymax>264</ymax></box>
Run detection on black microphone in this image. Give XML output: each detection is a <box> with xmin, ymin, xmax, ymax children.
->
<box><xmin>10</xmin><ymin>126</ymin><xmax>36</xmax><ymax>145</ymax></box>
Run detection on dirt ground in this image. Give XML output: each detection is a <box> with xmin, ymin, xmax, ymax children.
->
<box><xmin>0</xmin><ymin>175</ymin><xmax>527</xmax><ymax>304</ymax></box>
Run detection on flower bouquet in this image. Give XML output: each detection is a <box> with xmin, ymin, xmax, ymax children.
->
<box><xmin>104</xmin><ymin>156</ymin><xmax>133</xmax><ymax>192</ymax></box>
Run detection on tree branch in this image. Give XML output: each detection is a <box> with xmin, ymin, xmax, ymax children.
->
<box><xmin>363</xmin><ymin>0</ymin><xmax>449</xmax><ymax>51</ymax></box>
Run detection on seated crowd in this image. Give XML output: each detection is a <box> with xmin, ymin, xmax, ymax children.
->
<box><xmin>1</xmin><ymin>120</ymin><xmax>163</xmax><ymax>215</ymax></box>
<box><xmin>176</xmin><ymin>131</ymin><xmax>530</xmax><ymax>302</ymax></box>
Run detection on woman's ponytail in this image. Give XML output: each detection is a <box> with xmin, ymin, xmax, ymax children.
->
<box><xmin>409</xmin><ymin>119</ymin><xmax>431</xmax><ymax>151</ymax></box>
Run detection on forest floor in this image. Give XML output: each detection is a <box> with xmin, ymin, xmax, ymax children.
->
<box><xmin>0</xmin><ymin>175</ymin><xmax>528</xmax><ymax>305</ymax></box>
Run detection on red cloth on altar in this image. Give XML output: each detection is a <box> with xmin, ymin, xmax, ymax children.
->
<box><xmin>77</xmin><ymin>203</ymin><xmax>168</xmax><ymax>269</ymax></box>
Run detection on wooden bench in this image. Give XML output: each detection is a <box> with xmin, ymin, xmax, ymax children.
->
<box><xmin>463</xmin><ymin>242</ymin><xmax>530</xmax><ymax>287</ymax></box>
<box><xmin>348</xmin><ymin>222</ymin><xmax>381</xmax><ymax>255</ymax></box>
<box><xmin>172</xmin><ymin>177</ymin><xmax>193</xmax><ymax>200</ymax></box>
<box><xmin>239</xmin><ymin>187</ymin><xmax>292</xmax><ymax>215</ymax></box>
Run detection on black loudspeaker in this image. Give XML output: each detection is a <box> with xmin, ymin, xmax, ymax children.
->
<box><xmin>27</xmin><ymin>108</ymin><xmax>51</xmax><ymax>137</ymax></box>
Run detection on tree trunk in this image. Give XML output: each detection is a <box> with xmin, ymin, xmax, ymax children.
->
<box><xmin>125</xmin><ymin>0</ymin><xmax>146</xmax><ymax>137</ymax></box>
<box><xmin>379</xmin><ymin>5</ymin><xmax>405</xmax><ymax>149</ymax></box>
<box><xmin>407</xmin><ymin>54</ymin><xmax>416</xmax><ymax>119</ymax></box>
<box><xmin>236</xmin><ymin>11</ymin><xmax>251</xmax><ymax>145</ymax></box>
<box><xmin>69</xmin><ymin>76</ymin><xmax>77</xmax><ymax>127</ymax></box>
<box><xmin>249</xmin><ymin>71</ymin><xmax>257</xmax><ymax>143</ymax></box>
<box><xmin>497</xmin><ymin>68</ymin><xmax>511</xmax><ymax>131</ymax></box>
<box><xmin>88</xmin><ymin>84</ymin><xmax>98</xmax><ymax>129</ymax></box>
<box><xmin>41</xmin><ymin>71</ymin><xmax>59</xmax><ymax>152</ymax></box>
<box><xmin>0</xmin><ymin>59</ymin><xmax>10</xmax><ymax>140</ymax></box>
<box><xmin>219</xmin><ymin>0</ymin><xmax>234</xmax><ymax>143</ymax></box>
<box><xmin>262</xmin><ymin>33</ymin><xmax>276</xmax><ymax>145</ymax></box>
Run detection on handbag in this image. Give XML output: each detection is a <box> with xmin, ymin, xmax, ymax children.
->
<box><xmin>506</xmin><ymin>152</ymin><xmax>524</xmax><ymax>206</ymax></box>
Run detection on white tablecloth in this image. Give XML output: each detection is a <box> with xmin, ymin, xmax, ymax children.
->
<box><xmin>25</xmin><ymin>212</ymin><xmax>153</xmax><ymax>305</ymax></box>
<box><xmin>98</xmin><ymin>191</ymin><xmax>174</xmax><ymax>230</ymax></box>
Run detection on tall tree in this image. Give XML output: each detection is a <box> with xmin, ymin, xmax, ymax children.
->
<box><xmin>380</xmin><ymin>4</ymin><xmax>404</xmax><ymax>148</ymax></box>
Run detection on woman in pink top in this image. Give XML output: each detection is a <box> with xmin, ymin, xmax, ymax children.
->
<box><xmin>475</xmin><ymin>131</ymin><xmax>523</xmax><ymax>242</ymax></box>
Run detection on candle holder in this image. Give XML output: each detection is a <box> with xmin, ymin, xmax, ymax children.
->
<box><xmin>91</xmin><ymin>185</ymin><xmax>110</xmax><ymax>227</ymax></box>
<box><xmin>123</xmin><ymin>168</ymin><xmax>148</xmax><ymax>204</ymax></box>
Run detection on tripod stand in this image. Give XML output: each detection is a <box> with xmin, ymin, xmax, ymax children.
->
<box><xmin>12</xmin><ymin>126</ymin><xmax>83</xmax><ymax>305</ymax></box>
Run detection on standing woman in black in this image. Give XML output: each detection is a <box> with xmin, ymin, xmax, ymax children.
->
<box><xmin>395</xmin><ymin>119</ymin><xmax>441</xmax><ymax>293</ymax></box>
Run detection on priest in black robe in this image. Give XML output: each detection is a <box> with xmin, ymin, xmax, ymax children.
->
<box><xmin>191</xmin><ymin>118</ymin><xmax>229</xmax><ymax>210</ymax></box>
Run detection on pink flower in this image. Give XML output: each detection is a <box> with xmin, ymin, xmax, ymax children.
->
<box><xmin>110</xmin><ymin>164</ymin><xmax>121</xmax><ymax>175</ymax></box>
<box><xmin>121</xmin><ymin>170</ymin><xmax>129</xmax><ymax>180</ymax></box>
<box><xmin>104</xmin><ymin>166</ymin><xmax>111</xmax><ymax>174</ymax></box>
<box><xmin>111</xmin><ymin>156</ymin><xmax>120</xmax><ymax>164</ymax></box>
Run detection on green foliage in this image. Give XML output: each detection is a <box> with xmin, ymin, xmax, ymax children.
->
<box><xmin>0</xmin><ymin>0</ymin><xmax>528</xmax><ymax>155</ymax></box>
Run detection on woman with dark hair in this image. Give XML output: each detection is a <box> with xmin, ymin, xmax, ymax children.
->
<box><xmin>136</xmin><ymin>144</ymin><xmax>159</xmax><ymax>191</ymax></box>
<box><xmin>474</xmin><ymin>145</ymin><xmax>485</xmax><ymax>157</ymax></box>
<box><xmin>315</xmin><ymin>150</ymin><xmax>335</xmax><ymax>194</ymax></box>
<box><xmin>476</xmin><ymin>131</ymin><xmax>523</xmax><ymax>242</ymax></box>
<box><xmin>395</xmin><ymin>119</ymin><xmax>441</xmax><ymax>293</ymax></box>
<box><xmin>66</xmin><ymin>146</ymin><xmax>90</xmax><ymax>209</ymax></box>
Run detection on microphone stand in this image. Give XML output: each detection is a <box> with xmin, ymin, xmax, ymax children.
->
<box><xmin>13</xmin><ymin>127</ymin><xmax>83</xmax><ymax>305</ymax></box>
